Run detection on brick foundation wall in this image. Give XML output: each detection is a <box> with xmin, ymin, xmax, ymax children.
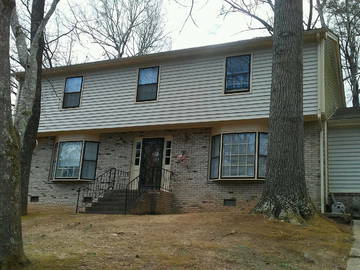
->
<box><xmin>130</xmin><ymin>191</ymin><xmax>174</xmax><ymax>214</ymax></box>
<box><xmin>304</xmin><ymin>122</ymin><xmax>321</xmax><ymax>208</ymax></box>
<box><xmin>29</xmin><ymin>122</ymin><xmax>321</xmax><ymax>211</ymax></box>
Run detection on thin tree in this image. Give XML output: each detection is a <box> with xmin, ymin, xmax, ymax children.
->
<box><xmin>0</xmin><ymin>0</ymin><xmax>28</xmax><ymax>267</ymax></box>
<box><xmin>11</xmin><ymin>0</ymin><xmax>60</xmax><ymax>215</ymax></box>
<box><xmin>72</xmin><ymin>0</ymin><xmax>171</xmax><ymax>59</ymax></box>
<box><xmin>254</xmin><ymin>0</ymin><xmax>314</xmax><ymax>222</ymax></box>
<box><xmin>326</xmin><ymin>0</ymin><xmax>360</xmax><ymax>106</ymax></box>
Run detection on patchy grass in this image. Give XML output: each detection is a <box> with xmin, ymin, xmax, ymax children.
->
<box><xmin>22</xmin><ymin>204</ymin><xmax>352</xmax><ymax>270</ymax></box>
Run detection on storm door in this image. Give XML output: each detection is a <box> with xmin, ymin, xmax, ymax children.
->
<box><xmin>139</xmin><ymin>138</ymin><xmax>164</xmax><ymax>189</ymax></box>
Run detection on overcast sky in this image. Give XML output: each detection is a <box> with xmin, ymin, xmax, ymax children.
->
<box><xmin>163</xmin><ymin>0</ymin><xmax>268</xmax><ymax>50</ymax></box>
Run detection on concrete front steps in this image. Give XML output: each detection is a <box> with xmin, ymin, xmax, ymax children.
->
<box><xmin>84</xmin><ymin>189</ymin><xmax>174</xmax><ymax>215</ymax></box>
<box><xmin>85</xmin><ymin>190</ymin><xmax>128</xmax><ymax>214</ymax></box>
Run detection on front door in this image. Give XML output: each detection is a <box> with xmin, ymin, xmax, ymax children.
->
<box><xmin>139</xmin><ymin>138</ymin><xmax>164</xmax><ymax>189</ymax></box>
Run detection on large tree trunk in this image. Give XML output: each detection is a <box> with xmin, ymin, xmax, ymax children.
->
<box><xmin>0</xmin><ymin>0</ymin><xmax>28</xmax><ymax>268</ymax></box>
<box><xmin>352</xmin><ymin>80</ymin><xmax>359</xmax><ymax>107</ymax></box>
<box><xmin>18</xmin><ymin>0</ymin><xmax>45</xmax><ymax>216</ymax></box>
<box><xmin>254</xmin><ymin>0</ymin><xmax>315</xmax><ymax>223</ymax></box>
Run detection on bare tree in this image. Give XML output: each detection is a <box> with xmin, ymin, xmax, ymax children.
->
<box><xmin>72</xmin><ymin>0</ymin><xmax>171</xmax><ymax>59</ymax></box>
<box><xmin>10</xmin><ymin>1</ymin><xmax>78</xmax><ymax>69</ymax></box>
<box><xmin>11</xmin><ymin>0</ymin><xmax>60</xmax><ymax>216</ymax></box>
<box><xmin>0</xmin><ymin>0</ymin><xmax>29</xmax><ymax>267</ymax></box>
<box><xmin>326</xmin><ymin>0</ymin><xmax>360</xmax><ymax>106</ymax></box>
<box><xmin>221</xmin><ymin>0</ymin><xmax>326</xmax><ymax>34</ymax></box>
<box><xmin>253</xmin><ymin>0</ymin><xmax>314</xmax><ymax>223</ymax></box>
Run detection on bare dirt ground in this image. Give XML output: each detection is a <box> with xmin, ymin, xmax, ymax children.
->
<box><xmin>22</xmin><ymin>204</ymin><xmax>352</xmax><ymax>270</ymax></box>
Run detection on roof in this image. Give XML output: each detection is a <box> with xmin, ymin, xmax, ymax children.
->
<box><xmin>15</xmin><ymin>28</ymin><xmax>329</xmax><ymax>79</ymax></box>
<box><xmin>331</xmin><ymin>107</ymin><xmax>360</xmax><ymax>121</ymax></box>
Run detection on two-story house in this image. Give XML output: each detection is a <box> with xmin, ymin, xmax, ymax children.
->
<box><xmin>23</xmin><ymin>29</ymin><xmax>346</xmax><ymax>214</ymax></box>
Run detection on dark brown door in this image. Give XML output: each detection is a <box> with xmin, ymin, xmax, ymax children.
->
<box><xmin>139</xmin><ymin>138</ymin><xmax>164</xmax><ymax>189</ymax></box>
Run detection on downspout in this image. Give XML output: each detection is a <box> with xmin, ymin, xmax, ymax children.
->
<box><xmin>319</xmin><ymin>120</ymin><xmax>325</xmax><ymax>213</ymax></box>
<box><xmin>317</xmin><ymin>32</ymin><xmax>326</xmax><ymax>213</ymax></box>
<box><xmin>324</xmin><ymin>120</ymin><xmax>329</xmax><ymax>207</ymax></box>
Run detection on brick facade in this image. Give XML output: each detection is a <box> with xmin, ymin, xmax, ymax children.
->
<box><xmin>29</xmin><ymin>122</ymin><xmax>321</xmax><ymax>211</ymax></box>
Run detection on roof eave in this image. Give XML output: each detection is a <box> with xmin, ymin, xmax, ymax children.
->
<box><xmin>15</xmin><ymin>28</ymin><xmax>327</xmax><ymax>80</ymax></box>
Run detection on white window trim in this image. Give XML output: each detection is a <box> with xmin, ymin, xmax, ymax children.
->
<box><xmin>50</xmin><ymin>140</ymin><xmax>99</xmax><ymax>181</ymax></box>
<box><xmin>209</xmin><ymin>132</ymin><xmax>268</xmax><ymax>181</ymax></box>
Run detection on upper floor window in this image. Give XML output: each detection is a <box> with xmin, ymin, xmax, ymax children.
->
<box><xmin>136</xmin><ymin>66</ymin><xmax>159</xmax><ymax>102</ymax></box>
<box><xmin>50</xmin><ymin>141</ymin><xmax>99</xmax><ymax>180</ymax></box>
<box><xmin>225</xmin><ymin>55</ymin><xmax>251</xmax><ymax>93</ymax></box>
<box><xmin>63</xmin><ymin>76</ymin><xmax>83</xmax><ymax>108</ymax></box>
<box><xmin>209</xmin><ymin>132</ymin><xmax>268</xmax><ymax>179</ymax></box>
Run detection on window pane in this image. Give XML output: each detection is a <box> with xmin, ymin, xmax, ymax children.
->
<box><xmin>139</xmin><ymin>67</ymin><xmax>158</xmax><ymax>85</ymax></box>
<box><xmin>226</xmin><ymin>55</ymin><xmax>250</xmax><ymax>91</ymax></box>
<box><xmin>55</xmin><ymin>142</ymin><xmax>82</xmax><ymax>178</ymax></box>
<box><xmin>64</xmin><ymin>77</ymin><xmax>82</xmax><ymax>93</ymax></box>
<box><xmin>137</xmin><ymin>84</ymin><xmax>157</xmax><ymax>101</ymax></box>
<box><xmin>49</xmin><ymin>143</ymin><xmax>58</xmax><ymax>180</ymax></box>
<box><xmin>258</xmin><ymin>156</ymin><xmax>266</xmax><ymax>178</ymax></box>
<box><xmin>63</xmin><ymin>93</ymin><xmax>80</xmax><ymax>108</ymax></box>
<box><xmin>226</xmin><ymin>55</ymin><xmax>250</xmax><ymax>75</ymax></box>
<box><xmin>222</xmin><ymin>133</ymin><xmax>255</xmax><ymax>177</ymax></box>
<box><xmin>166</xmin><ymin>141</ymin><xmax>172</xmax><ymax>148</ymax></box>
<box><xmin>226</xmin><ymin>74</ymin><xmax>250</xmax><ymax>90</ymax></box>
<box><xmin>210</xmin><ymin>135</ymin><xmax>220</xmax><ymax>178</ymax></box>
<box><xmin>81</xmin><ymin>160</ymin><xmax>97</xmax><ymax>179</ymax></box>
<box><xmin>259</xmin><ymin>133</ymin><xmax>269</xmax><ymax>155</ymax></box>
<box><xmin>258</xmin><ymin>133</ymin><xmax>269</xmax><ymax>178</ymax></box>
<box><xmin>83</xmin><ymin>142</ymin><xmax>99</xmax><ymax>161</ymax></box>
<box><xmin>135</xmin><ymin>158</ymin><xmax>140</xmax><ymax>166</ymax></box>
<box><xmin>165</xmin><ymin>157</ymin><xmax>171</xmax><ymax>164</ymax></box>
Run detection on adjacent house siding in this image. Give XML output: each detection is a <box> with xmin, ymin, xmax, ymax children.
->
<box><xmin>38</xmin><ymin>44</ymin><xmax>319</xmax><ymax>133</ymax></box>
<box><xmin>328</xmin><ymin>127</ymin><xmax>360</xmax><ymax>193</ymax></box>
<box><xmin>324</xmin><ymin>39</ymin><xmax>344</xmax><ymax>117</ymax></box>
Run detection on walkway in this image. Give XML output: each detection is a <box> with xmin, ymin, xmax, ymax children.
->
<box><xmin>347</xmin><ymin>220</ymin><xmax>360</xmax><ymax>270</ymax></box>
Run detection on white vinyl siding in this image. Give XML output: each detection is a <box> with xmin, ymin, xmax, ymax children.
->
<box><xmin>328</xmin><ymin>127</ymin><xmax>360</xmax><ymax>193</ymax></box>
<box><xmin>38</xmin><ymin>44</ymin><xmax>319</xmax><ymax>133</ymax></box>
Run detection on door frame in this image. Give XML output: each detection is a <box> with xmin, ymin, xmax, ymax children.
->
<box><xmin>130</xmin><ymin>135</ymin><xmax>173</xmax><ymax>183</ymax></box>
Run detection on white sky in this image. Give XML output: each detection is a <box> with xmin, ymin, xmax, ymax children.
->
<box><xmin>163</xmin><ymin>0</ymin><xmax>268</xmax><ymax>50</ymax></box>
<box><xmin>55</xmin><ymin>0</ymin><xmax>270</xmax><ymax>62</ymax></box>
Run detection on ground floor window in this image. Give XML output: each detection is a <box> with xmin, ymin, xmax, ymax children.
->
<box><xmin>209</xmin><ymin>132</ymin><xmax>268</xmax><ymax>179</ymax></box>
<box><xmin>50</xmin><ymin>141</ymin><xmax>99</xmax><ymax>180</ymax></box>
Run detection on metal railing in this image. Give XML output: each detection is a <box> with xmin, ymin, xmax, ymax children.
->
<box><xmin>75</xmin><ymin>168</ymin><xmax>129</xmax><ymax>213</ymax></box>
<box><xmin>124</xmin><ymin>167</ymin><xmax>174</xmax><ymax>214</ymax></box>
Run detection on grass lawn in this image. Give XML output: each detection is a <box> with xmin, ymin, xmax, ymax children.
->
<box><xmin>22</xmin><ymin>204</ymin><xmax>352</xmax><ymax>270</ymax></box>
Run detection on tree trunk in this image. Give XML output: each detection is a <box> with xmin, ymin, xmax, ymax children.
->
<box><xmin>17</xmin><ymin>0</ymin><xmax>45</xmax><ymax>216</ymax></box>
<box><xmin>0</xmin><ymin>0</ymin><xmax>28</xmax><ymax>268</ymax></box>
<box><xmin>352</xmin><ymin>80</ymin><xmax>359</xmax><ymax>107</ymax></box>
<box><xmin>254</xmin><ymin>0</ymin><xmax>315</xmax><ymax>223</ymax></box>
<box><xmin>350</xmin><ymin>66</ymin><xmax>359</xmax><ymax>107</ymax></box>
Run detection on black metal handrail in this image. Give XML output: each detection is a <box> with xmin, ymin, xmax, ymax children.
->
<box><xmin>124</xmin><ymin>167</ymin><xmax>174</xmax><ymax>214</ymax></box>
<box><xmin>75</xmin><ymin>168</ymin><xmax>129</xmax><ymax>213</ymax></box>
